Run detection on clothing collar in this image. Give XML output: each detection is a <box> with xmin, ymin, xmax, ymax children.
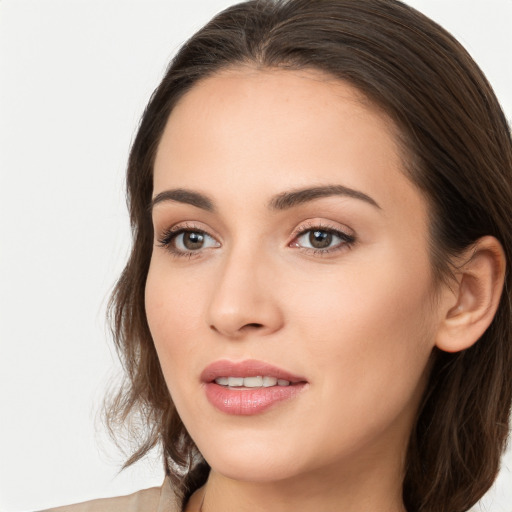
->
<box><xmin>158</xmin><ymin>476</ymin><xmax>181</xmax><ymax>512</ymax></box>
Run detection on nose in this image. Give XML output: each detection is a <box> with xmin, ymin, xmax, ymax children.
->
<box><xmin>206</xmin><ymin>246</ymin><xmax>284</xmax><ymax>339</ymax></box>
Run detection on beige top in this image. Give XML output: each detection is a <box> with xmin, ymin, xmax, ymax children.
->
<box><xmin>41</xmin><ymin>478</ymin><xmax>181</xmax><ymax>512</ymax></box>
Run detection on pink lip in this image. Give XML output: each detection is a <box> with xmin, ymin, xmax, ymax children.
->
<box><xmin>201</xmin><ymin>359</ymin><xmax>306</xmax><ymax>383</ymax></box>
<box><xmin>201</xmin><ymin>359</ymin><xmax>308</xmax><ymax>416</ymax></box>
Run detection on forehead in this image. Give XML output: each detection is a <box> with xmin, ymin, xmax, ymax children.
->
<box><xmin>153</xmin><ymin>67</ymin><xmax>421</xmax><ymax>217</ymax></box>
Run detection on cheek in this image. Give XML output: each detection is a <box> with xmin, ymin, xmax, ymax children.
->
<box><xmin>144</xmin><ymin>261</ymin><xmax>206</xmax><ymax>381</ymax></box>
<box><xmin>285</xmin><ymin>248</ymin><xmax>436</xmax><ymax>427</ymax></box>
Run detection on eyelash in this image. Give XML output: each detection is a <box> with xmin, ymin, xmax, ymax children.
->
<box><xmin>157</xmin><ymin>223</ymin><xmax>218</xmax><ymax>259</ymax></box>
<box><xmin>156</xmin><ymin>222</ymin><xmax>356</xmax><ymax>259</ymax></box>
<box><xmin>290</xmin><ymin>222</ymin><xmax>356</xmax><ymax>255</ymax></box>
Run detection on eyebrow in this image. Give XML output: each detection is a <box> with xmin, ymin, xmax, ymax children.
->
<box><xmin>150</xmin><ymin>184</ymin><xmax>380</xmax><ymax>212</ymax></box>
<box><xmin>269</xmin><ymin>185</ymin><xmax>380</xmax><ymax>210</ymax></box>
<box><xmin>150</xmin><ymin>188</ymin><xmax>215</xmax><ymax>212</ymax></box>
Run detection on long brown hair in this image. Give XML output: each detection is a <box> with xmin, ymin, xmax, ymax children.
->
<box><xmin>105</xmin><ymin>1</ymin><xmax>512</xmax><ymax>510</ymax></box>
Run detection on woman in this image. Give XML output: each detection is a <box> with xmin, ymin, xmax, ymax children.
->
<box><xmin>45</xmin><ymin>0</ymin><xmax>511</xmax><ymax>511</ymax></box>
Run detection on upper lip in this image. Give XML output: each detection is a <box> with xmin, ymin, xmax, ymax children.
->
<box><xmin>201</xmin><ymin>359</ymin><xmax>307</xmax><ymax>384</ymax></box>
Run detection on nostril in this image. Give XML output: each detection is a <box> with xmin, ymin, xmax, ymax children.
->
<box><xmin>209</xmin><ymin>322</ymin><xmax>264</xmax><ymax>336</ymax></box>
<box><xmin>244</xmin><ymin>323</ymin><xmax>264</xmax><ymax>329</ymax></box>
<box><xmin>209</xmin><ymin>321</ymin><xmax>266</xmax><ymax>338</ymax></box>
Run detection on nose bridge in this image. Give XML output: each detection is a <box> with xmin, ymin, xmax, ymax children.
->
<box><xmin>207</xmin><ymin>238</ymin><xmax>283</xmax><ymax>338</ymax></box>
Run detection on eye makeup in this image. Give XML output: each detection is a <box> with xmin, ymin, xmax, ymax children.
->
<box><xmin>157</xmin><ymin>222</ymin><xmax>220</xmax><ymax>259</ymax></box>
<box><xmin>288</xmin><ymin>220</ymin><xmax>356</xmax><ymax>256</ymax></box>
<box><xmin>156</xmin><ymin>218</ymin><xmax>356</xmax><ymax>259</ymax></box>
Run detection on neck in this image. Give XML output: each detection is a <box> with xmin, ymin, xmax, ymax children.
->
<box><xmin>195</xmin><ymin>452</ymin><xmax>407</xmax><ymax>512</ymax></box>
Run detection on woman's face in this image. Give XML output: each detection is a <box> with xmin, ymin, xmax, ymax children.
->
<box><xmin>146</xmin><ymin>69</ymin><xmax>444</xmax><ymax>483</ymax></box>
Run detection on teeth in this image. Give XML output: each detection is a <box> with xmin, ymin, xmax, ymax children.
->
<box><xmin>214</xmin><ymin>376</ymin><xmax>291</xmax><ymax>387</ymax></box>
<box><xmin>262</xmin><ymin>376</ymin><xmax>277</xmax><ymax>387</ymax></box>
<box><xmin>243</xmin><ymin>376</ymin><xmax>263</xmax><ymax>387</ymax></box>
<box><xmin>227</xmin><ymin>377</ymin><xmax>244</xmax><ymax>387</ymax></box>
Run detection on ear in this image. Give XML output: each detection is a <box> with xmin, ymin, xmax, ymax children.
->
<box><xmin>435</xmin><ymin>236</ymin><xmax>506</xmax><ymax>353</ymax></box>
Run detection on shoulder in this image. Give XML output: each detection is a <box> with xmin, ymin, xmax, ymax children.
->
<box><xmin>39</xmin><ymin>478</ymin><xmax>180</xmax><ymax>512</ymax></box>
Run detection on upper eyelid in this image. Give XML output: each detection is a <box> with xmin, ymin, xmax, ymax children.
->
<box><xmin>295</xmin><ymin>225</ymin><xmax>348</xmax><ymax>235</ymax></box>
<box><xmin>291</xmin><ymin>219</ymin><xmax>354</xmax><ymax>237</ymax></box>
<box><xmin>156</xmin><ymin>221</ymin><xmax>218</xmax><ymax>238</ymax></box>
<box><xmin>156</xmin><ymin>219</ymin><xmax>355</xmax><ymax>243</ymax></box>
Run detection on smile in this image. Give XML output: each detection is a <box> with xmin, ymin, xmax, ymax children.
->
<box><xmin>214</xmin><ymin>376</ymin><xmax>291</xmax><ymax>388</ymax></box>
<box><xmin>202</xmin><ymin>360</ymin><xmax>307</xmax><ymax>415</ymax></box>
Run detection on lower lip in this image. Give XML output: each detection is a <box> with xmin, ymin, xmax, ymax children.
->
<box><xmin>205</xmin><ymin>382</ymin><xmax>306</xmax><ymax>415</ymax></box>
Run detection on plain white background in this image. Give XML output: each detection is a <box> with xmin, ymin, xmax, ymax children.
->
<box><xmin>1</xmin><ymin>1</ymin><xmax>511</xmax><ymax>511</ymax></box>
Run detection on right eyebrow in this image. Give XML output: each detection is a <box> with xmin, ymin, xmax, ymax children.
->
<box><xmin>149</xmin><ymin>189</ymin><xmax>215</xmax><ymax>212</ymax></box>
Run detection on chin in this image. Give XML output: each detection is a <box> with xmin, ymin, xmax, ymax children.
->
<box><xmin>207</xmin><ymin>453</ymin><xmax>303</xmax><ymax>483</ymax></box>
<box><xmin>194</xmin><ymin>429</ymin><xmax>311</xmax><ymax>483</ymax></box>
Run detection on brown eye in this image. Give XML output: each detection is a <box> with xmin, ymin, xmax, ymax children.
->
<box><xmin>163</xmin><ymin>229</ymin><xmax>220</xmax><ymax>255</ymax></box>
<box><xmin>293</xmin><ymin>227</ymin><xmax>355</xmax><ymax>253</ymax></box>
<box><xmin>309</xmin><ymin>230</ymin><xmax>332</xmax><ymax>249</ymax></box>
<box><xmin>182</xmin><ymin>231</ymin><xmax>205</xmax><ymax>250</ymax></box>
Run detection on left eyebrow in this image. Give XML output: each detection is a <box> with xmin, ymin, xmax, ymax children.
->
<box><xmin>268</xmin><ymin>185</ymin><xmax>381</xmax><ymax>210</ymax></box>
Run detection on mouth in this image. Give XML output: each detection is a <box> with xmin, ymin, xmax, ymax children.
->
<box><xmin>201</xmin><ymin>359</ymin><xmax>308</xmax><ymax>415</ymax></box>
<box><xmin>213</xmin><ymin>376</ymin><xmax>294</xmax><ymax>388</ymax></box>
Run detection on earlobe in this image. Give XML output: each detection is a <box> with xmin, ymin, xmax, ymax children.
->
<box><xmin>435</xmin><ymin>236</ymin><xmax>506</xmax><ymax>353</ymax></box>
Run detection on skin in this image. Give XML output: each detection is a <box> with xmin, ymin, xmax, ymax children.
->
<box><xmin>145</xmin><ymin>68</ymin><xmax>459</xmax><ymax>512</ymax></box>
